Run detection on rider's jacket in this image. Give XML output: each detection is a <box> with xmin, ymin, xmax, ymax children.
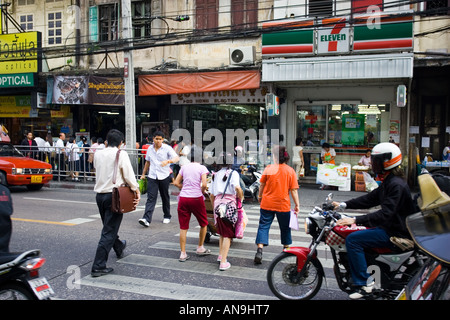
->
<box><xmin>346</xmin><ymin>173</ymin><xmax>415</xmax><ymax>238</ymax></box>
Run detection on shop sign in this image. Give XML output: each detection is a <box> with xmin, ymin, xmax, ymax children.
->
<box><xmin>317</xmin><ymin>17</ymin><xmax>349</xmax><ymax>54</ymax></box>
<box><xmin>0</xmin><ymin>73</ymin><xmax>34</xmax><ymax>88</ymax></box>
<box><xmin>171</xmin><ymin>88</ymin><xmax>267</xmax><ymax>105</ymax></box>
<box><xmin>261</xmin><ymin>20</ymin><xmax>314</xmax><ymax>56</ymax></box>
<box><xmin>261</xmin><ymin>10</ymin><xmax>413</xmax><ymax>57</ymax></box>
<box><xmin>52</xmin><ymin>76</ymin><xmax>124</xmax><ymax>105</ymax></box>
<box><xmin>0</xmin><ymin>32</ymin><xmax>42</xmax><ymax>74</ymax></box>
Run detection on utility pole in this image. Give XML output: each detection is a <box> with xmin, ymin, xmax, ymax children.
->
<box><xmin>121</xmin><ymin>0</ymin><xmax>136</xmax><ymax>151</ymax></box>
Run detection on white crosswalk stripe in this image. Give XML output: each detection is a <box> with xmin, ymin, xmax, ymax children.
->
<box><xmin>79</xmin><ymin>201</ymin><xmax>358</xmax><ymax>299</ymax></box>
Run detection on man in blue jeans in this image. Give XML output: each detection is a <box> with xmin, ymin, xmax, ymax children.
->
<box><xmin>333</xmin><ymin>142</ymin><xmax>416</xmax><ymax>299</ymax></box>
<box><xmin>139</xmin><ymin>131</ymin><xmax>179</xmax><ymax>227</ymax></box>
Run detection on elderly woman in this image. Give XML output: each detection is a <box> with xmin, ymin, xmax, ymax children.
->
<box><xmin>254</xmin><ymin>146</ymin><xmax>300</xmax><ymax>264</ymax></box>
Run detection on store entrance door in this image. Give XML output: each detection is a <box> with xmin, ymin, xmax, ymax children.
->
<box><xmin>296</xmin><ymin>105</ymin><xmax>327</xmax><ymax>176</ymax></box>
<box><xmin>420</xmin><ymin>96</ymin><xmax>447</xmax><ymax>161</ymax></box>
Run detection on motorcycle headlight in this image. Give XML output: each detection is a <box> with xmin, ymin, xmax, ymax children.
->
<box><xmin>304</xmin><ymin>218</ymin><xmax>311</xmax><ymax>234</ymax></box>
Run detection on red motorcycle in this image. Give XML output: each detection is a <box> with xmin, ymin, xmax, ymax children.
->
<box><xmin>267</xmin><ymin>194</ymin><xmax>426</xmax><ymax>300</ymax></box>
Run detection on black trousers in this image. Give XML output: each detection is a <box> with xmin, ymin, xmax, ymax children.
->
<box><xmin>0</xmin><ymin>184</ymin><xmax>12</xmax><ymax>253</ymax></box>
<box><xmin>142</xmin><ymin>176</ymin><xmax>171</xmax><ymax>223</ymax></box>
<box><xmin>92</xmin><ymin>193</ymin><xmax>124</xmax><ymax>270</ymax></box>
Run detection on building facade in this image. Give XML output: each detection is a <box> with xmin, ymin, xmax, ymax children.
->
<box><xmin>0</xmin><ymin>0</ymin><xmax>449</xmax><ymax>186</ymax></box>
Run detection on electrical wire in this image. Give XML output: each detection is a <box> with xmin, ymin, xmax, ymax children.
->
<box><xmin>2</xmin><ymin>1</ymin><xmax>449</xmax><ymax>62</ymax></box>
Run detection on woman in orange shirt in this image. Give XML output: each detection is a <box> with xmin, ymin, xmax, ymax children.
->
<box><xmin>254</xmin><ymin>146</ymin><xmax>300</xmax><ymax>264</ymax></box>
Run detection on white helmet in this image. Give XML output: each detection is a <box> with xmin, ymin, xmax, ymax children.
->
<box><xmin>371</xmin><ymin>142</ymin><xmax>402</xmax><ymax>173</ymax></box>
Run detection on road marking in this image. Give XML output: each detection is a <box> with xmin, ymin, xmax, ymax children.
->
<box><xmin>61</xmin><ymin>218</ymin><xmax>97</xmax><ymax>225</ymax></box>
<box><xmin>119</xmin><ymin>254</ymin><xmax>266</xmax><ymax>281</ymax></box>
<box><xmin>80</xmin><ymin>274</ymin><xmax>276</xmax><ymax>300</ymax></box>
<box><xmin>11</xmin><ymin>217</ymin><xmax>76</xmax><ymax>226</ymax></box>
<box><xmin>23</xmin><ymin>197</ymin><xmax>97</xmax><ymax>205</ymax></box>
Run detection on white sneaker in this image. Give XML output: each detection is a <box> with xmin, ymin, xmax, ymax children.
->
<box><xmin>163</xmin><ymin>218</ymin><xmax>171</xmax><ymax>224</ymax></box>
<box><xmin>349</xmin><ymin>281</ymin><xmax>375</xmax><ymax>300</ymax></box>
<box><xmin>138</xmin><ymin>218</ymin><xmax>150</xmax><ymax>227</ymax></box>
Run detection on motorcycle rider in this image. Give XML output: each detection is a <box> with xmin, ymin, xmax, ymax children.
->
<box><xmin>333</xmin><ymin>142</ymin><xmax>416</xmax><ymax>299</ymax></box>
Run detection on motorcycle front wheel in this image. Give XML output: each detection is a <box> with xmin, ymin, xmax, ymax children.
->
<box><xmin>267</xmin><ymin>252</ymin><xmax>324</xmax><ymax>300</ymax></box>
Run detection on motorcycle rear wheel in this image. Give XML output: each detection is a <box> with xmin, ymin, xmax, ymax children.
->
<box><xmin>0</xmin><ymin>283</ymin><xmax>36</xmax><ymax>300</ymax></box>
<box><xmin>267</xmin><ymin>252</ymin><xmax>323</xmax><ymax>300</ymax></box>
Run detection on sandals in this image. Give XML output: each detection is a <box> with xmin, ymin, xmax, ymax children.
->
<box><xmin>179</xmin><ymin>255</ymin><xmax>190</xmax><ymax>262</ymax></box>
<box><xmin>179</xmin><ymin>248</ymin><xmax>211</xmax><ymax>262</ymax></box>
<box><xmin>196</xmin><ymin>249</ymin><xmax>211</xmax><ymax>256</ymax></box>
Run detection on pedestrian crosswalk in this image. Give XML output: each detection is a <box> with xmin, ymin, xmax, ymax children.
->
<box><xmin>77</xmin><ymin>203</ymin><xmax>364</xmax><ymax>300</ymax></box>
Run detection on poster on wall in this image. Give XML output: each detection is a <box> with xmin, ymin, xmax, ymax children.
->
<box><xmin>342</xmin><ymin>114</ymin><xmax>365</xmax><ymax>145</ymax></box>
<box><xmin>52</xmin><ymin>76</ymin><xmax>124</xmax><ymax>105</ymax></box>
<box><xmin>316</xmin><ymin>163</ymin><xmax>351</xmax><ymax>187</ymax></box>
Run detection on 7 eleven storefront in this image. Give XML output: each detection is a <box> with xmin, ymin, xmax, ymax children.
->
<box><xmin>261</xmin><ymin>11</ymin><xmax>414</xmax><ymax>185</ymax></box>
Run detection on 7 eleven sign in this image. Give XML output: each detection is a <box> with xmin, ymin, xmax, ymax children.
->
<box><xmin>317</xmin><ymin>17</ymin><xmax>349</xmax><ymax>54</ymax></box>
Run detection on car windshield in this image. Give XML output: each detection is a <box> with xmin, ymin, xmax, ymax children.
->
<box><xmin>0</xmin><ymin>144</ymin><xmax>24</xmax><ymax>157</ymax></box>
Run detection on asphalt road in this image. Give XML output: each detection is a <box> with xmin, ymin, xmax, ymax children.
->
<box><xmin>6</xmin><ymin>183</ymin><xmax>365</xmax><ymax>303</ymax></box>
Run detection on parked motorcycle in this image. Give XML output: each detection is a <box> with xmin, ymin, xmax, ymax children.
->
<box><xmin>396</xmin><ymin>173</ymin><xmax>450</xmax><ymax>300</ymax></box>
<box><xmin>267</xmin><ymin>193</ymin><xmax>426</xmax><ymax>300</ymax></box>
<box><xmin>0</xmin><ymin>249</ymin><xmax>54</xmax><ymax>300</ymax></box>
<box><xmin>240</xmin><ymin>165</ymin><xmax>261</xmax><ymax>201</ymax></box>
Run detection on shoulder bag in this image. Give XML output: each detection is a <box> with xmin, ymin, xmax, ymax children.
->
<box><xmin>111</xmin><ymin>149</ymin><xmax>138</xmax><ymax>214</ymax></box>
<box><xmin>214</xmin><ymin>170</ymin><xmax>238</xmax><ymax>225</ymax></box>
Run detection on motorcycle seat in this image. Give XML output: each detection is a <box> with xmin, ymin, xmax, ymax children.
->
<box><xmin>0</xmin><ymin>252</ymin><xmax>22</xmax><ymax>266</ymax></box>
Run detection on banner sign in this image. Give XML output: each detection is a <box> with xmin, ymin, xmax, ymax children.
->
<box><xmin>52</xmin><ymin>76</ymin><xmax>124</xmax><ymax>105</ymax></box>
<box><xmin>0</xmin><ymin>32</ymin><xmax>42</xmax><ymax>74</ymax></box>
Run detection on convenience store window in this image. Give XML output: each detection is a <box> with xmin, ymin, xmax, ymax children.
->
<box><xmin>296</xmin><ymin>103</ymin><xmax>391</xmax><ymax>173</ymax></box>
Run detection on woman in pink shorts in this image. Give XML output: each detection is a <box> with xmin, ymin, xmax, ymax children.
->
<box><xmin>173</xmin><ymin>151</ymin><xmax>211</xmax><ymax>261</ymax></box>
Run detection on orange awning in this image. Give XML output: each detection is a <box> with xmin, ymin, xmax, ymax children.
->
<box><xmin>138</xmin><ymin>70</ymin><xmax>261</xmax><ymax>96</ymax></box>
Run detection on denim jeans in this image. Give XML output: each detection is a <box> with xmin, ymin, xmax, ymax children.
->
<box><xmin>255</xmin><ymin>209</ymin><xmax>292</xmax><ymax>246</ymax></box>
<box><xmin>345</xmin><ymin>227</ymin><xmax>393</xmax><ymax>286</ymax></box>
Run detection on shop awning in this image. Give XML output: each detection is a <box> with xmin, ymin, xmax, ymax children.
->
<box><xmin>138</xmin><ymin>70</ymin><xmax>261</xmax><ymax>96</ymax></box>
<box><xmin>262</xmin><ymin>53</ymin><xmax>413</xmax><ymax>82</ymax></box>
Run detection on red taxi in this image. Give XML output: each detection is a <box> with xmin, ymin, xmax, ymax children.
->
<box><xmin>0</xmin><ymin>142</ymin><xmax>53</xmax><ymax>191</ymax></box>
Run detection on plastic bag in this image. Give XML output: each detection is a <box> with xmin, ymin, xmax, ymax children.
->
<box><xmin>289</xmin><ymin>210</ymin><xmax>299</xmax><ymax>230</ymax></box>
<box><xmin>363</xmin><ymin>172</ymin><xmax>379</xmax><ymax>192</ymax></box>
<box><xmin>138</xmin><ymin>178</ymin><xmax>147</xmax><ymax>194</ymax></box>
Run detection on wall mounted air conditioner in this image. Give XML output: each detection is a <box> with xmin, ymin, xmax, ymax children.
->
<box><xmin>229</xmin><ymin>46</ymin><xmax>255</xmax><ymax>65</ymax></box>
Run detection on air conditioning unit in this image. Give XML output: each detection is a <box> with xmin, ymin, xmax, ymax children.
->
<box><xmin>229</xmin><ymin>46</ymin><xmax>255</xmax><ymax>65</ymax></box>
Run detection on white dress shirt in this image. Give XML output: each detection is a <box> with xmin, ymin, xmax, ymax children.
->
<box><xmin>145</xmin><ymin>143</ymin><xmax>178</xmax><ymax>180</ymax></box>
<box><xmin>94</xmin><ymin>147</ymin><xmax>138</xmax><ymax>194</ymax></box>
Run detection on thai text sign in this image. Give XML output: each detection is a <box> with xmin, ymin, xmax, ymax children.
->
<box><xmin>0</xmin><ymin>32</ymin><xmax>42</xmax><ymax>74</ymax></box>
<box><xmin>52</xmin><ymin>76</ymin><xmax>125</xmax><ymax>105</ymax></box>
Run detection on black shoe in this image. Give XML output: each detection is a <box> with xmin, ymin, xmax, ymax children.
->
<box><xmin>116</xmin><ymin>240</ymin><xmax>127</xmax><ymax>259</ymax></box>
<box><xmin>254</xmin><ymin>248</ymin><xmax>263</xmax><ymax>265</ymax></box>
<box><xmin>91</xmin><ymin>267</ymin><xmax>114</xmax><ymax>277</ymax></box>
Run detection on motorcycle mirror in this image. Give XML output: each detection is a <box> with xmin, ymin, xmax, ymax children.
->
<box><xmin>326</xmin><ymin>193</ymin><xmax>333</xmax><ymax>202</ymax></box>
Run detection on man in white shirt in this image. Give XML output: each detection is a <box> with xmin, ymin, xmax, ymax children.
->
<box><xmin>139</xmin><ymin>131</ymin><xmax>179</xmax><ymax>227</ymax></box>
<box><xmin>54</xmin><ymin>133</ymin><xmax>66</xmax><ymax>178</ymax></box>
<box><xmin>91</xmin><ymin>129</ymin><xmax>140</xmax><ymax>277</ymax></box>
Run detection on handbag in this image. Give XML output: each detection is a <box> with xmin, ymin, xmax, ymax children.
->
<box><xmin>111</xmin><ymin>149</ymin><xmax>138</xmax><ymax>214</ymax></box>
<box><xmin>214</xmin><ymin>171</ymin><xmax>238</xmax><ymax>225</ymax></box>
